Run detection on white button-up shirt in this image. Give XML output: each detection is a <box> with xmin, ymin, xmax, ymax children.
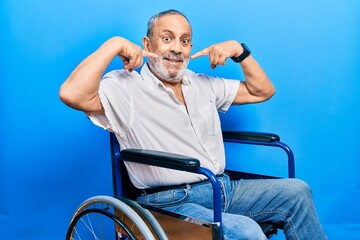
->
<box><xmin>89</xmin><ymin>64</ymin><xmax>239</xmax><ymax>189</ymax></box>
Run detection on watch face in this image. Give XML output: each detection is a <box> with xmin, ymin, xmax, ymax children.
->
<box><xmin>241</xmin><ymin>43</ymin><xmax>250</xmax><ymax>53</ymax></box>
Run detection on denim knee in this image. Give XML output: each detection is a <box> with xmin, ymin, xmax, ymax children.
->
<box><xmin>284</xmin><ymin>178</ymin><xmax>313</xmax><ymax>203</ymax></box>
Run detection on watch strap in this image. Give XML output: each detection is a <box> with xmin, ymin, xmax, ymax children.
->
<box><xmin>231</xmin><ymin>43</ymin><xmax>251</xmax><ymax>63</ymax></box>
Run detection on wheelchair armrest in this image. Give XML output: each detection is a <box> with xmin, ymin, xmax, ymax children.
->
<box><xmin>222</xmin><ymin>131</ymin><xmax>295</xmax><ymax>178</ymax></box>
<box><xmin>222</xmin><ymin>131</ymin><xmax>280</xmax><ymax>143</ymax></box>
<box><xmin>120</xmin><ymin>149</ymin><xmax>200</xmax><ymax>172</ymax></box>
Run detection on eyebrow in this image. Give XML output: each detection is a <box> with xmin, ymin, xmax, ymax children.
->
<box><xmin>161</xmin><ymin>29</ymin><xmax>191</xmax><ymax>38</ymax></box>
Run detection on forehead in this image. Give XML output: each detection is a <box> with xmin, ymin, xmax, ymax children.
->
<box><xmin>152</xmin><ymin>14</ymin><xmax>192</xmax><ymax>37</ymax></box>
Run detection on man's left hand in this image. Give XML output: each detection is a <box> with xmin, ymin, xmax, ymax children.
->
<box><xmin>191</xmin><ymin>40</ymin><xmax>243</xmax><ymax>69</ymax></box>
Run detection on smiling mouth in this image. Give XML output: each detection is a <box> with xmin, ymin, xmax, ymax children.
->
<box><xmin>164</xmin><ymin>57</ymin><xmax>183</xmax><ymax>64</ymax></box>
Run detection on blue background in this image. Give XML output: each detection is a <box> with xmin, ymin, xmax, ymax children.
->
<box><xmin>1</xmin><ymin>0</ymin><xmax>359</xmax><ymax>239</ymax></box>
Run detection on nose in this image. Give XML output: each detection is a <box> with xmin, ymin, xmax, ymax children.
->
<box><xmin>170</xmin><ymin>39</ymin><xmax>182</xmax><ymax>54</ymax></box>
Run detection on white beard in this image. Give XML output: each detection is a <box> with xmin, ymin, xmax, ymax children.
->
<box><xmin>148</xmin><ymin>52</ymin><xmax>189</xmax><ymax>83</ymax></box>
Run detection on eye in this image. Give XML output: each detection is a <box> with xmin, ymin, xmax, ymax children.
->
<box><xmin>162</xmin><ymin>36</ymin><xmax>171</xmax><ymax>42</ymax></box>
<box><xmin>181</xmin><ymin>38</ymin><xmax>191</xmax><ymax>46</ymax></box>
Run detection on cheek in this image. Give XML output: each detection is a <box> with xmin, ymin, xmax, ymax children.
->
<box><xmin>183</xmin><ymin>47</ymin><xmax>192</xmax><ymax>58</ymax></box>
<box><xmin>150</xmin><ymin>41</ymin><xmax>168</xmax><ymax>54</ymax></box>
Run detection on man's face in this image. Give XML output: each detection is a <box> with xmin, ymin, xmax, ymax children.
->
<box><xmin>143</xmin><ymin>14</ymin><xmax>192</xmax><ymax>84</ymax></box>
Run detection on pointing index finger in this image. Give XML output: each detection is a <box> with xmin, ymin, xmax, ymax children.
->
<box><xmin>191</xmin><ymin>48</ymin><xmax>210</xmax><ymax>59</ymax></box>
<box><xmin>142</xmin><ymin>50</ymin><xmax>158</xmax><ymax>58</ymax></box>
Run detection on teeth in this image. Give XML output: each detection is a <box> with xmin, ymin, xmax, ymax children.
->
<box><xmin>167</xmin><ymin>59</ymin><xmax>180</xmax><ymax>63</ymax></box>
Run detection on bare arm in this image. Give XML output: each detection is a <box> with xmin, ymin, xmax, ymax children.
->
<box><xmin>191</xmin><ymin>40</ymin><xmax>275</xmax><ymax>105</ymax></box>
<box><xmin>59</xmin><ymin>36</ymin><xmax>157</xmax><ymax>114</ymax></box>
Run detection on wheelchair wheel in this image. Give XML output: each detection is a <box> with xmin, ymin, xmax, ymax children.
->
<box><xmin>66</xmin><ymin>195</ymin><xmax>157</xmax><ymax>240</ymax></box>
<box><xmin>118</xmin><ymin>197</ymin><xmax>168</xmax><ymax>240</ymax></box>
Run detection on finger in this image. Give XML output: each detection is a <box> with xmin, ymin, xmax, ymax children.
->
<box><xmin>122</xmin><ymin>60</ymin><xmax>132</xmax><ymax>70</ymax></box>
<box><xmin>218</xmin><ymin>54</ymin><xmax>227</xmax><ymax>65</ymax></box>
<box><xmin>142</xmin><ymin>50</ymin><xmax>158</xmax><ymax>58</ymax></box>
<box><xmin>119</xmin><ymin>54</ymin><xmax>130</xmax><ymax>65</ymax></box>
<box><xmin>191</xmin><ymin>48</ymin><xmax>210</xmax><ymax>59</ymax></box>
<box><xmin>210</xmin><ymin>52</ymin><xmax>218</xmax><ymax>66</ymax></box>
<box><xmin>120</xmin><ymin>57</ymin><xmax>131</xmax><ymax>70</ymax></box>
<box><xmin>122</xmin><ymin>53</ymin><xmax>143</xmax><ymax>71</ymax></box>
<box><xmin>133</xmin><ymin>54</ymin><xmax>144</xmax><ymax>68</ymax></box>
<box><xmin>119</xmin><ymin>54</ymin><xmax>128</xmax><ymax>62</ymax></box>
<box><xmin>122</xmin><ymin>58</ymin><xmax>136</xmax><ymax>71</ymax></box>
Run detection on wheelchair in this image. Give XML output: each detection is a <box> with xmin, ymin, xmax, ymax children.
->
<box><xmin>66</xmin><ymin>131</ymin><xmax>295</xmax><ymax>240</ymax></box>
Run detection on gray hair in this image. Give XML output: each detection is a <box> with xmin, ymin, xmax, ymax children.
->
<box><xmin>146</xmin><ymin>9</ymin><xmax>191</xmax><ymax>38</ymax></box>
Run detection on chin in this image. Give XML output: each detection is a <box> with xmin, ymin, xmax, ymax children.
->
<box><xmin>159</xmin><ymin>72</ymin><xmax>182</xmax><ymax>83</ymax></box>
<box><xmin>148</xmin><ymin>59</ymin><xmax>186</xmax><ymax>83</ymax></box>
<box><xmin>164</xmin><ymin>78</ymin><xmax>181</xmax><ymax>84</ymax></box>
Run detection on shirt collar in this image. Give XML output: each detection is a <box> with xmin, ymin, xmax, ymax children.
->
<box><xmin>140</xmin><ymin>63</ymin><xmax>191</xmax><ymax>90</ymax></box>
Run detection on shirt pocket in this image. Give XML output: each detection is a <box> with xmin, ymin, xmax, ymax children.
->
<box><xmin>198</xmin><ymin>98</ymin><xmax>221</xmax><ymax>136</ymax></box>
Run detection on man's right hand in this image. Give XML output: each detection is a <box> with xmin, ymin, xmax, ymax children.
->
<box><xmin>115</xmin><ymin>37</ymin><xmax>158</xmax><ymax>72</ymax></box>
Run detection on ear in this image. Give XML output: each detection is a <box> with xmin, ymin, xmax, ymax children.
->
<box><xmin>142</xmin><ymin>36</ymin><xmax>151</xmax><ymax>51</ymax></box>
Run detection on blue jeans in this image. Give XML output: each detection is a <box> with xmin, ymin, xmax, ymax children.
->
<box><xmin>137</xmin><ymin>175</ymin><xmax>327</xmax><ymax>240</ymax></box>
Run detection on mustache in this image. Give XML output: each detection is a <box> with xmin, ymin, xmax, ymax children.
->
<box><xmin>161</xmin><ymin>52</ymin><xmax>186</xmax><ymax>62</ymax></box>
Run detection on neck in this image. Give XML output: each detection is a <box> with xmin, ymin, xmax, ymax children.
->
<box><xmin>147</xmin><ymin>64</ymin><xmax>185</xmax><ymax>104</ymax></box>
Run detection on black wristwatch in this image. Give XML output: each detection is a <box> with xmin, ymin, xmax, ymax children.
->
<box><xmin>231</xmin><ymin>43</ymin><xmax>251</xmax><ymax>63</ymax></box>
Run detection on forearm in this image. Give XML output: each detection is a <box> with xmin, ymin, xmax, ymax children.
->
<box><xmin>59</xmin><ymin>37</ymin><xmax>124</xmax><ymax>113</ymax></box>
<box><xmin>239</xmin><ymin>55</ymin><xmax>275</xmax><ymax>102</ymax></box>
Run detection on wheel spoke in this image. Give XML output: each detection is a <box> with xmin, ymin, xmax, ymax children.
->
<box><xmin>66</xmin><ymin>196</ymin><xmax>157</xmax><ymax>240</ymax></box>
